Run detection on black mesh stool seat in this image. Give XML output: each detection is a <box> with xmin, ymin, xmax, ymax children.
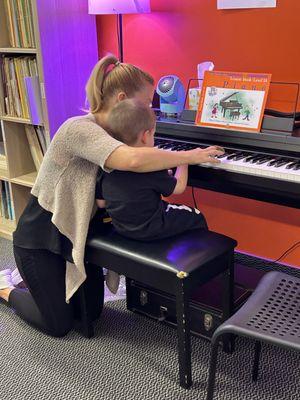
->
<box><xmin>206</xmin><ymin>271</ymin><xmax>300</xmax><ymax>400</ymax></box>
<box><xmin>82</xmin><ymin>225</ymin><xmax>237</xmax><ymax>389</ymax></box>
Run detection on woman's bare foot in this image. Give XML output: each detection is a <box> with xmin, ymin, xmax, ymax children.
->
<box><xmin>0</xmin><ymin>269</ymin><xmax>14</xmax><ymax>301</ymax></box>
<box><xmin>0</xmin><ymin>287</ymin><xmax>14</xmax><ymax>302</ymax></box>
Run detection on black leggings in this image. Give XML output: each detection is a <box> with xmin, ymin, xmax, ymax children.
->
<box><xmin>10</xmin><ymin>246</ymin><xmax>103</xmax><ymax>337</ymax></box>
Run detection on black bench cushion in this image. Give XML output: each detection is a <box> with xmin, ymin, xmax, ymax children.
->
<box><xmin>86</xmin><ymin>226</ymin><xmax>237</xmax><ymax>292</ymax></box>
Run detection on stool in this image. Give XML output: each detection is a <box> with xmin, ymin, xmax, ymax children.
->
<box><xmin>85</xmin><ymin>225</ymin><xmax>237</xmax><ymax>389</ymax></box>
<box><xmin>206</xmin><ymin>271</ymin><xmax>300</xmax><ymax>400</ymax></box>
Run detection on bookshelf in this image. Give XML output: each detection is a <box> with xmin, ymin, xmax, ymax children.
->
<box><xmin>0</xmin><ymin>0</ymin><xmax>98</xmax><ymax>240</ymax></box>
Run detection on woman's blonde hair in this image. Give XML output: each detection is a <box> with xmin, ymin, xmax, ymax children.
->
<box><xmin>86</xmin><ymin>54</ymin><xmax>154</xmax><ymax>113</ymax></box>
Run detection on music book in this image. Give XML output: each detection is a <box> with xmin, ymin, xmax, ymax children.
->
<box><xmin>196</xmin><ymin>71</ymin><xmax>271</xmax><ymax>132</ymax></box>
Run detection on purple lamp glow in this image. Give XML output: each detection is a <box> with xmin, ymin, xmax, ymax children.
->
<box><xmin>88</xmin><ymin>0</ymin><xmax>151</xmax><ymax>15</ymax></box>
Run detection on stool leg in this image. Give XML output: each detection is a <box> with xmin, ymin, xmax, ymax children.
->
<box><xmin>176</xmin><ymin>279</ymin><xmax>192</xmax><ymax>389</ymax></box>
<box><xmin>206</xmin><ymin>338</ymin><xmax>221</xmax><ymax>400</ymax></box>
<box><xmin>252</xmin><ymin>341</ymin><xmax>262</xmax><ymax>382</ymax></box>
<box><xmin>222</xmin><ymin>251</ymin><xmax>235</xmax><ymax>353</ymax></box>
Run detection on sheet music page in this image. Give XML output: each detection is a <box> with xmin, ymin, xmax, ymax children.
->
<box><xmin>217</xmin><ymin>0</ymin><xmax>276</xmax><ymax>9</ymax></box>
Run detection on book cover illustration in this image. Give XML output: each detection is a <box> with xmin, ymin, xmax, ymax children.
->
<box><xmin>196</xmin><ymin>71</ymin><xmax>271</xmax><ymax>132</ymax></box>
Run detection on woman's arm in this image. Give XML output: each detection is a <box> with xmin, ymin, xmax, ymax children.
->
<box><xmin>105</xmin><ymin>145</ymin><xmax>224</xmax><ymax>173</ymax></box>
<box><xmin>65</xmin><ymin>118</ymin><xmax>223</xmax><ymax>173</ymax></box>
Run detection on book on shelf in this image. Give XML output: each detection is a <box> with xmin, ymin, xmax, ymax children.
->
<box><xmin>4</xmin><ymin>180</ymin><xmax>14</xmax><ymax>220</ymax></box>
<box><xmin>196</xmin><ymin>71</ymin><xmax>272</xmax><ymax>132</ymax></box>
<box><xmin>0</xmin><ymin>55</ymin><xmax>38</xmax><ymax>119</ymax></box>
<box><xmin>24</xmin><ymin>75</ymin><xmax>44</xmax><ymax>125</ymax></box>
<box><xmin>0</xmin><ymin>157</ymin><xmax>6</xmax><ymax>171</ymax></box>
<box><xmin>25</xmin><ymin>124</ymin><xmax>44</xmax><ymax>170</ymax></box>
<box><xmin>35</xmin><ymin>126</ymin><xmax>47</xmax><ymax>154</ymax></box>
<box><xmin>0</xmin><ymin>180</ymin><xmax>14</xmax><ymax>220</ymax></box>
<box><xmin>4</xmin><ymin>0</ymin><xmax>35</xmax><ymax>48</ymax></box>
<box><xmin>0</xmin><ymin>140</ymin><xmax>6</xmax><ymax>170</ymax></box>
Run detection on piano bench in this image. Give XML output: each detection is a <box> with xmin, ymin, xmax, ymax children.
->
<box><xmin>83</xmin><ymin>226</ymin><xmax>237</xmax><ymax>389</ymax></box>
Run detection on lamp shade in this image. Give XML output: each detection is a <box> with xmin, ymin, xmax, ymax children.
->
<box><xmin>88</xmin><ymin>0</ymin><xmax>151</xmax><ymax>14</ymax></box>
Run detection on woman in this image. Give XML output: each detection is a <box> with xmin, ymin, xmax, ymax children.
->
<box><xmin>0</xmin><ymin>55</ymin><xmax>223</xmax><ymax>337</ymax></box>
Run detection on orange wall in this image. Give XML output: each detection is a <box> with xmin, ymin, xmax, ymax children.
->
<box><xmin>96</xmin><ymin>1</ymin><xmax>300</xmax><ymax>267</ymax></box>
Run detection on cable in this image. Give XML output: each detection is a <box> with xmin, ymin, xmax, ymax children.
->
<box><xmin>191</xmin><ymin>187</ymin><xmax>198</xmax><ymax>209</ymax></box>
<box><xmin>274</xmin><ymin>241</ymin><xmax>300</xmax><ymax>263</ymax></box>
<box><xmin>116</xmin><ymin>15</ymin><xmax>120</xmax><ymax>56</ymax></box>
<box><xmin>191</xmin><ymin>186</ymin><xmax>300</xmax><ymax>264</ymax></box>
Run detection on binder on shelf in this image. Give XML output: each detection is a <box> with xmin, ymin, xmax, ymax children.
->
<box><xmin>24</xmin><ymin>75</ymin><xmax>43</xmax><ymax>125</ymax></box>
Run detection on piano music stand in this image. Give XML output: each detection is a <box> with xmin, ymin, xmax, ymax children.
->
<box><xmin>261</xmin><ymin>81</ymin><xmax>299</xmax><ymax>135</ymax></box>
<box><xmin>181</xmin><ymin>79</ymin><xmax>300</xmax><ymax>135</ymax></box>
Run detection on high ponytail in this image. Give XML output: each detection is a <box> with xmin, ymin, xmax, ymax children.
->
<box><xmin>85</xmin><ymin>54</ymin><xmax>154</xmax><ymax>114</ymax></box>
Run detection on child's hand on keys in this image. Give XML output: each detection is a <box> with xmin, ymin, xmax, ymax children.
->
<box><xmin>188</xmin><ymin>146</ymin><xmax>225</xmax><ymax>165</ymax></box>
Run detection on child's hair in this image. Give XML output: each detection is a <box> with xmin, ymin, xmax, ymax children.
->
<box><xmin>85</xmin><ymin>54</ymin><xmax>154</xmax><ymax>113</ymax></box>
<box><xmin>106</xmin><ymin>99</ymin><xmax>156</xmax><ymax>145</ymax></box>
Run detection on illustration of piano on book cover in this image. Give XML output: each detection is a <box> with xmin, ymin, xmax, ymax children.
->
<box><xmin>196</xmin><ymin>71</ymin><xmax>271</xmax><ymax>132</ymax></box>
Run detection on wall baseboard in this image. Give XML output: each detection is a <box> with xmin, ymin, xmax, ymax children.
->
<box><xmin>234</xmin><ymin>251</ymin><xmax>300</xmax><ymax>278</ymax></box>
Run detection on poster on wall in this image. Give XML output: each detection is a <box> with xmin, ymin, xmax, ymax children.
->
<box><xmin>195</xmin><ymin>71</ymin><xmax>271</xmax><ymax>133</ymax></box>
<box><xmin>217</xmin><ymin>0</ymin><xmax>276</xmax><ymax>9</ymax></box>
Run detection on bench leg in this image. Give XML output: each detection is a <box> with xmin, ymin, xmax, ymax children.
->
<box><xmin>176</xmin><ymin>279</ymin><xmax>192</xmax><ymax>389</ymax></box>
<box><xmin>222</xmin><ymin>251</ymin><xmax>235</xmax><ymax>353</ymax></box>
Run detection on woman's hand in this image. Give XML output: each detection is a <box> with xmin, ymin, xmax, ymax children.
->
<box><xmin>187</xmin><ymin>146</ymin><xmax>224</xmax><ymax>165</ymax></box>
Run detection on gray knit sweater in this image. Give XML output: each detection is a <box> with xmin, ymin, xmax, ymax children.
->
<box><xmin>31</xmin><ymin>114</ymin><xmax>122</xmax><ymax>301</ymax></box>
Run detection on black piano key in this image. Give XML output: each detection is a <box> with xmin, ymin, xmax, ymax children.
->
<box><xmin>226</xmin><ymin>152</ymin><xmax>243</xmax><ymax>160</ymax></box>
<box><xmin>267</xmin><ymin>157</ymin><xmax>284</xmax><ymax>166</ymax></box>
<box><xmin>231</xmin><ymin>152</ymin><xmax>250</xmax><ymax>161</ymax></box>
<box><xmin>249</xmin><ymin>155</ymin><xmax>270</xmax><ymax>164</ymax></box>
<box><xmin>272</xmin><ymin>159</ymin><xmax>291</xmax><ymax>168</ymax></box>
<box><xmin>243</xmin><ymin>154</ymin><xmax>259</xmax><ymax>162</ymax></box>
<box><xmin>254</xmin><ymin>156</ymin><xmax>274</xmax><ymax>165</ymax></box>
<box><xmin>217</xmin><ymin>150</ymin><xmax>234</xmax><ymax>159</ymax></box>
<box><xmin>291</xmin><ymin>162</ymin><xmax>300</xmax><ymax>170</ymax></box>
<box><xmin>285</xmin><ymin>161</ymin><xmax>299</xmax><ymax>169</ymax></box>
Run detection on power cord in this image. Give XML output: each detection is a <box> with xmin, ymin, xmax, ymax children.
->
<box><xmin>191</xmin><ymin>186</ymin><xmax>300</xmax><ymax>264</ymax></box>
<box><xmin>192</xmin><ymin>187</ymin><xmax>198</xmax><ymax>209</ymax></box>
<box><xmin>274</xmin><ymin>241</ymin><xmax>300</xmax><ymax>263</ymax></box>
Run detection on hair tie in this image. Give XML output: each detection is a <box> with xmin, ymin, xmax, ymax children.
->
<box><xmin>115</xmin><ymin>61</ymin><xmax>121</xmax><ymax>67</ymax></box>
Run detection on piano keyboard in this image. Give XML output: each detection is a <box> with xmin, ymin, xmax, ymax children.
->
<box><xmin>155</xmin><ymin>138</ymin><xmax>300</xmax><ymax>184</ymax></box>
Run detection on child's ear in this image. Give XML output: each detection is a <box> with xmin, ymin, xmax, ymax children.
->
<box><xmin>117</xmin><ymin>92</ymin><xmax>127</xmax><ymax>102</ymax></box>
<box><xmin>141</xmin><ymin>130</ymin><xmax>151</xmax><ymax>144</ymax></box>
